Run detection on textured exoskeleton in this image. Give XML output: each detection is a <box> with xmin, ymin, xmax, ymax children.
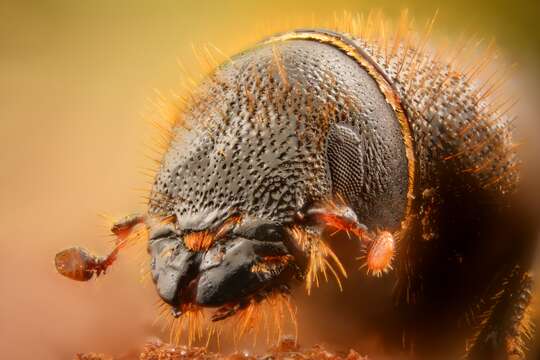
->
<box><xmin>144</xmin><ymin>29</ymin><xmax>537</xmax><ymax>359</ymax></box>
<box><xmin>55</xmin><ymin>25</ymin><xmax>537</xmax><ymax>359</ymax></box>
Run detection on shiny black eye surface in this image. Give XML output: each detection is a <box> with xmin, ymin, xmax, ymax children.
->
<box><xmin>233</xmin><ymin>219</ymin><xmax>285</xmax><ymax>242</ymax></box>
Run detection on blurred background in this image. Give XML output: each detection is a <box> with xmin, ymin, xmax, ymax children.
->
<box><xmin>1</xmin><ymin>1</ymin><xmax>539</xmax><ymax>359</ymax></box>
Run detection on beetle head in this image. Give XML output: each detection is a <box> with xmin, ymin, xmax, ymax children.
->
<box><xmin>147</xmin><ymin>212</ymin><xmax>307</xmax><ymax>319</ymax></box>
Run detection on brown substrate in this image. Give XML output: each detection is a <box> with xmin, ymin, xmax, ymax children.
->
<box><xmin>75</xmin><ymin>338</ymin><xmax>369</xmax><ymax>360</ymax></box>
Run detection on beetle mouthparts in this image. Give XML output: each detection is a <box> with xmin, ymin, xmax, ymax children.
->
<box><xmin>171</xmin><ymin>305</ymin><xmax>183</xmax><ymax>318</ymax></box>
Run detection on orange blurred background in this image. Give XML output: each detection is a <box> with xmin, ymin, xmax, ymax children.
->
<box><xmin>1</xmin><ymin>1</ymin><xmax>539</xmax><ymax>359</ymax></box>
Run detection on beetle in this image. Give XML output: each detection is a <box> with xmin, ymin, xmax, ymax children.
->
<box><xmin>55</xmin><ymin>13</ymin><xmax>537</xmax><ymax>359</ymax></box>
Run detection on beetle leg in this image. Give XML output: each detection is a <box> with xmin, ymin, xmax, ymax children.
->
<box><xmin>502</xmin><ymin>272</ymin><xmax>535</xmax><ymax>359</ymax></box>
<box><xmin>466</xmin><ymin>268</ymin><xmax>535</xmax><ymax>359</ymax></box>
<box><xmin>211</xmin><ymin>302</ymin><xmax>247</xmax><ymax>322</ymax></box>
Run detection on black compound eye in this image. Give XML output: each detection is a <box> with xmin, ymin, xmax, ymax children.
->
<box><xmin>233</xmin><ymin>219</ymin><xmax>285</xmax><ymax>242</ymax></box>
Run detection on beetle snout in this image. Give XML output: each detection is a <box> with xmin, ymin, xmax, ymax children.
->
<box><xmin>148</xmin><ymin>225</ymin><xmax>200</xmax><ymax>308</ymax></box>
<box><xmin>195</xmin><ymin>237</ymin><xmax>293</xmax><ymax>307</ymax></box>
<box><xmin>148</xmin><ymin>225</ymin><xmax>295</xmax><ymax>314</ymax></box>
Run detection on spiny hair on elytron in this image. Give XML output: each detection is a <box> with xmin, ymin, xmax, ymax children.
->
<box><xmin>54</xmin><ymin>10</ymin><xmax>537</xmax><ymax>359</ymax></box>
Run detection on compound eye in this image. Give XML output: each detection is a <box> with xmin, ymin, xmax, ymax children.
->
<box><xmin>233</xmin><ymin>219</ymin><xmax>285</xmax><ymax>242</ymax></box>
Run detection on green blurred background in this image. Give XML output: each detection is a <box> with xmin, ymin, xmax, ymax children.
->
<box><xmin>1</xmin><ymin>1</ymin><xmax>539</xmax><ymax>359</ymax></box>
